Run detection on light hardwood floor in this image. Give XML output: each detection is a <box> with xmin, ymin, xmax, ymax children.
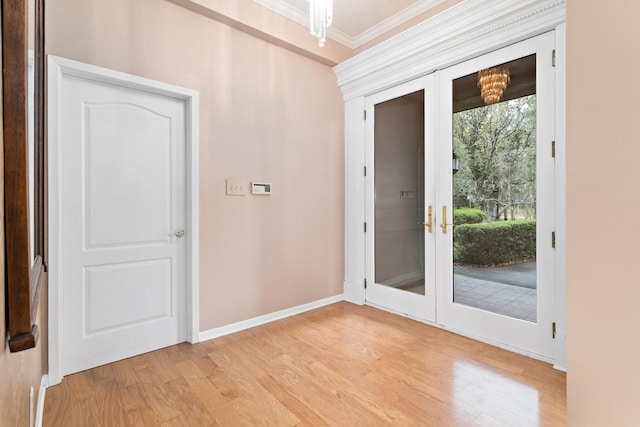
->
<box><xmin>44</xmin><ymin>302</ymin><xmax>566</xmax><ymax>426</ymax></box>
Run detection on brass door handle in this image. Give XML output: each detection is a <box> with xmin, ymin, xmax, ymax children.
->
<box><xmin>440</xmin><ymin>206</ymin><xmax>453</xmax><ymax>234</ymax></box>
<box><xmin>418</xmin><ymin>206</ymin><xmax>433</xmax><ymax>233</ymax></box>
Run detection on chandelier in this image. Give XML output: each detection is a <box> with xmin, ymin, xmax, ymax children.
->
<box><xmin>309</xmin><ymin>0</ymin><xmax>333</xmax><ymax>47</ymax></box>
<box><xmin>477</xmin><ymin>66</ymin><xmax>510</xmax><ymax>104</ymax></box>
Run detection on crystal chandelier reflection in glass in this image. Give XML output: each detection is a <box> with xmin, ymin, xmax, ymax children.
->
<box><xmin>477</xmin><ymin>66</ymin><xmax>510</xmax><ymax>104</ymax></box>
<box><xmin>309</xmin><ymin>0</ymin><xmax>333</xmax><ymax>47</ymax></box>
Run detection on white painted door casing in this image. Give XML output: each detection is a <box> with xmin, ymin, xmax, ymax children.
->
<box><xmin>48</xmin><ymin>56</ymin><xmax>200</xmax><ymax>384</ymax></box>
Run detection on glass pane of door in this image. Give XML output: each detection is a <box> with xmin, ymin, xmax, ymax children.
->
<box><xmin>451</xmin><ymin>55</ymin><xmax>537</xmax><ymax>321</ymax></box>
<box><xmin>374</xmin><ymin>90</ymin><xmax>425</xmax><ymax>295</ymax></box>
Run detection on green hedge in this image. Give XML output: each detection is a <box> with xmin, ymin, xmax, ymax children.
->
<box><xmin>453</xmin><ymin>208</ymin><xmax>485</xmax><ymax>225</ymax></box>
<box><xmin>454</xmin><ymin>220</ymin><xmax>536</xmax><ymax>265</ymax></box>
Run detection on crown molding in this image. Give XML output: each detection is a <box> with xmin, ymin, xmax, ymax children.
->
<box><xmin>253</xmin><ymin>0</ymin><xmax>307</xmax><ymax>27</ymax></box>
<box><xmin>253</xmin><ymin>0</ymin><xmax>446</xmax><ymax>49</ymax></box>
<box><xmin>333</xmin><ymin>0</ymin><xmax>565</xmax><ymax>100</ymax></box>
<box><xmin>326</xmin><ymin>27</ymin><xmax>357</xmax><ymax>49</ymax></box>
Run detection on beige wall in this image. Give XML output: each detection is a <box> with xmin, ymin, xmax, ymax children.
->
<box><xmin>567</xmin><ymin>1</ymin><xmax>640</xmax><ymax>425</ymax></box>
<box><xmin>0</xmin><ymin>295</ymin><xmax>44</xmax><ymax>426</ymax></box>
<box><xmin>0</xmin><ymin>29</ymin><xmax>45</xmax><ymax>426</ymax></box>
<box><xmin>46</xmin><ymin>0</ymin><xmax>344</xmax><ymax>331</ymax></box>
<box><xmin>168</xmin><ymin>0</ymin><xmax>352</xmax><ymax>66</ymax></box>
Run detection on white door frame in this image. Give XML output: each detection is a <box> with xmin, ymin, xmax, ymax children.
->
<box><xmin>47</xmin><ymin>55</ymin><xmax>200</xmax><ymax>386</ymax></box>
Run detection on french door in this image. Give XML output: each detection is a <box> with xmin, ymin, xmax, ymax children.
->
<box><xmin>364</xmin><ymin>75</ymin><xmax>437</xmax><ymax>322</ymax></box>
<box><xmin>365</xmin><ymin>32</ymin><xmax>556</xmax><ymax>359</ymax></box>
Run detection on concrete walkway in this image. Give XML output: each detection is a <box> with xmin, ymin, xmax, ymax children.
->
<box><xmin>454</xmin><ymin>261</ymin><xmax>536</xmax><ymax>289</ymax></box>
<box><xmin>454</xmin><ymin>262</ymin><xmax>537</xmax><ymax>322</ymax></box>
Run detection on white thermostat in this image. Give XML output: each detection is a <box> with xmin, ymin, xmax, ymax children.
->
<box><xmin>252</xmin><ymin>182</ymin><xmax>272</xmax><ymax>195</ymax></box>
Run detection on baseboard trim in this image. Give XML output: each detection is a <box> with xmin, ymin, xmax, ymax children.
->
<box><xmin>553</xmin><ymin>364</ymin><xmax>567</xmax><ymax>372</ymax></box>
<box><xmin>35</xmin><ymin>374</ymin><xmax>49</xmax><ymax>427</ymax></box>
<box><xmin>199</xmin><ymin>294</ymin><xmax>345</xmax><ymax>342</ymax></box>
<box><xmin>553</xmin><ymin>333</ymin><xmax>567</xmax><ymax>371</ymax></box>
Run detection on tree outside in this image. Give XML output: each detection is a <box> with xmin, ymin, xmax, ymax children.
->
<box><xmin>453</xmin><ymin>95</ymin><xmax>536</xmax><ymax>223</ymax></box>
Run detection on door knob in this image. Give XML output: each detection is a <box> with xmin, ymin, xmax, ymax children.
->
<box><xmin>172</xmin><ymin>229</ymin><xmax>185</xmax><ymax>238</ymax></box>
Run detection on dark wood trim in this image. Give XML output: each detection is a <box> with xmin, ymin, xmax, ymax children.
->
<box><xmin>3</xmin><ymin>0</ymin><xmax>46</xmax><ymax>352</ymax></box>
<box><xmin>35</xmin><ymin>0</ymin><xmax>46</xmax><ymax>266</ymax></box>
<box><xmin>3</xmin><ymin>0</ymin><xmax>33</xmax><ymax>342</ymax></box>
<box><xmin>8</xmin><ymin>325</ymin><xmax>38</xmax><ymax>353</ymax></box>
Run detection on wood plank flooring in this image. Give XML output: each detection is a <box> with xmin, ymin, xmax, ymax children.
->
<box><xmin>43</xmin><ymin>302</ymin><xmax>566</xmax><ymax>426</ymax></box>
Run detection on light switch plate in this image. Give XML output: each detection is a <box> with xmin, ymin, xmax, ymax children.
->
<box><xmin>226</xmin><ymin>179</ymin><xmax>247</xmax><ymax>196</ymax></box>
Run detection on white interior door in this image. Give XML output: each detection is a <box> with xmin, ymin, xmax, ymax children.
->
<box><xmin>365</xmin><ymin>75</ymin><xmax>437</xmax><ymax>321</ymax></box>
<box><xmin>59</xmin><ymin>73</ymin><xmax>188</xmax><ymax>375</ymax></box>
<box><xmin>436</xmin><ymin>32</ymin><xmax>556</xmax><ymax>359</ymax></box>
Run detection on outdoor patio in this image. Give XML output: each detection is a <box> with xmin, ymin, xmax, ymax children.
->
<box><xmin>454</xmin><ymin>261</ymin><xmax>537</xmax><ymax>322</ymax></box>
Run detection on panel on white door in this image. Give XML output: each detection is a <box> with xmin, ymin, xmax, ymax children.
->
<box><xmin>61</xmin><ymin>74</ymin><xmax>187</xmax><ymax>375</ymax></box>
<box><xmin>84</xmin><ymin>259</ymin><xmax>172</xmax><ymax>335</ymax></box>
<box><xmin>85</xmin><ymin>104</ymin><xmax>172</xmax><ymax>248</ymax></box>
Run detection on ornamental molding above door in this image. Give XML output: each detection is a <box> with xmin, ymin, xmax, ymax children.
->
<box><xmin>333</xmin><ymin>0</ymin><xmax>565</xmax><ymax>101</ymax></box>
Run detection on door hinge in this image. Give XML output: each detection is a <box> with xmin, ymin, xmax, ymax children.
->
<box><xmin>551</xmin><ymin>231</ymin><xmax>556</xmax><ymax>248</ymax></box>
<box><xmin>364</xmin><ymin>278</ymin><xmax>367</xmax><ymax>289</ymax></box>
<box><xmin>552</xmin><ymin>322</ymin><xmax>557</xmax><ymax>339</ymax></box>
<box><xmin>364</xmin><ymin>110</ymin><xmax>367</xmax><ymax>120</ymax></box>
<box><xmin>364</xmin><ymin>166</ymin><xmax>367</xmax><ymax>176</ymax></box>
<box><xmin>552</xmin><ymin>141</ymin><xmax>556</xmax><ymax>158</ymax></box>
<box><xmin>364</xmin><ymin>222</ymin><xmax>367</xmax><ymax>233</ymax></box>
<box><xmin>552</xmin><ymin>49</ymin><xmax>556</xmax><ymax>67</ymax></box>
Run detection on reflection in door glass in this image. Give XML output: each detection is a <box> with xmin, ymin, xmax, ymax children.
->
<box><xmin>452</xmin><ymin>55</ymin><xmax>537</xmax><ymax>322</ymax></box>
<box><xmin>375</xmin><ymin>90</ymin><xmax>426</xmax><ymax>295</ymax></box>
